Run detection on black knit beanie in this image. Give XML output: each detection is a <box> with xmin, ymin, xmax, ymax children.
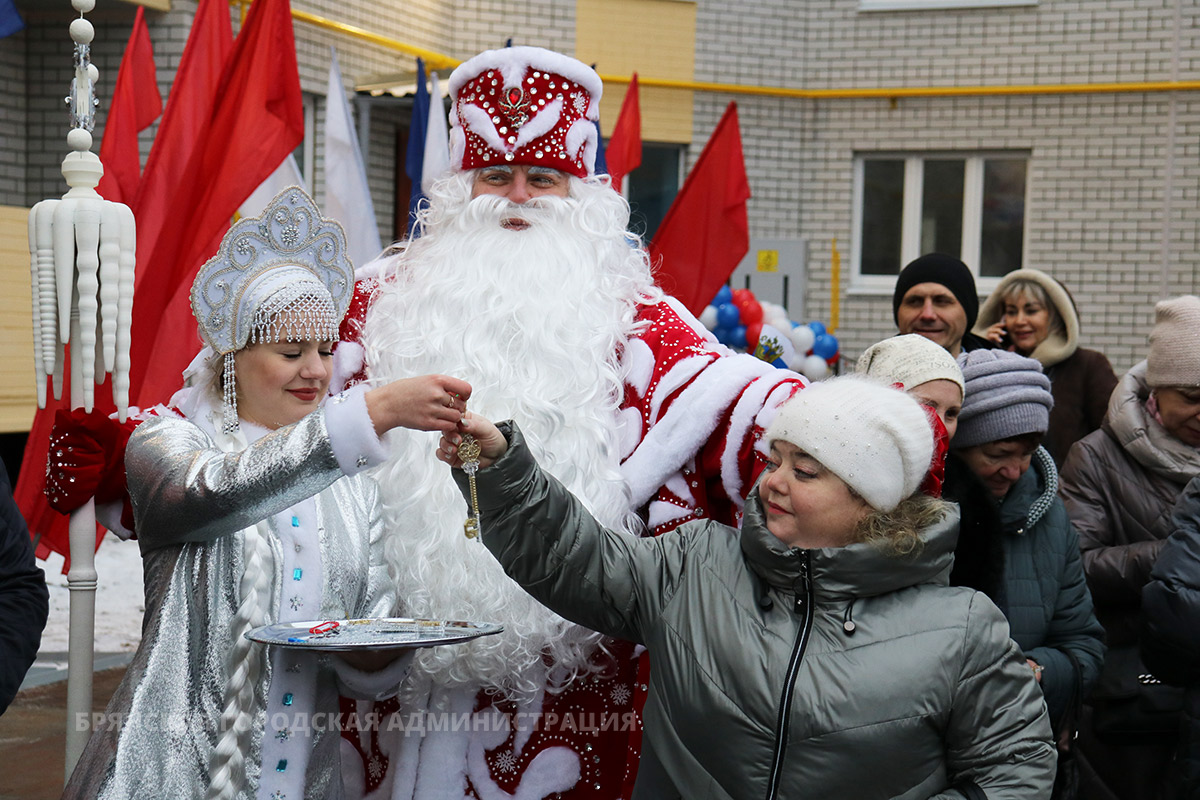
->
<box><xmin>891</xmin><ymin>253</ymin><xmax>980</xmax><ymax>331</ymax></box>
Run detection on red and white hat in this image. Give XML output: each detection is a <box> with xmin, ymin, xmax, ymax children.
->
<box><xmin>447</xmin><ymin>46</ymin><xmax>603</xmax><ymax>179</ymax></box>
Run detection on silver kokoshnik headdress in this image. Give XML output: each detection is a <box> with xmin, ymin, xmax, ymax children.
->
<box><xmin>190</xmin><ymin>186</ymin><xmax>353</xmax><ymax>433</ymax></box>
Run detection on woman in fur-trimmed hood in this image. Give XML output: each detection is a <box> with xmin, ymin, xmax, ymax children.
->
<box><xmin>975</xmin><ymin>268</ymin><xmax>1118</xmax><ymax>466</ymax></box>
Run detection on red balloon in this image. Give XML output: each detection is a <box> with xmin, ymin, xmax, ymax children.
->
<box><xmin>739</xmin><ymin>300</ymin><xmax>764</xmax><ymax>325</ymax></box>
<box><xmin>731</xmin><ymin>288</ymin><xmax>756</xmax><ymax>310</ymax></box>
<box><xmin>745</xmin><ymin>322</ymin><xmax>764</xmax><ymax>350</ymax></box>
<box><xmin>825</xmin><ymin>352</ymin><xmax>840</xmax><ymax>366</ymax></box>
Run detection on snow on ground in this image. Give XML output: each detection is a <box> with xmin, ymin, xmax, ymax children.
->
<box><xmin>38</xmin><ymin>532</ymin><xmax>144</xmax><ymax>653</ymax></box>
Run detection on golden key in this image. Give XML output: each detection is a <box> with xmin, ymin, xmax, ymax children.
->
<box><xmin>459</xmin><ymin>434</ymin><xmax>482</xmax><ymax>540</ymax></box>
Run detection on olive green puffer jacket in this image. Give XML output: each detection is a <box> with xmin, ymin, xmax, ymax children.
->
<box><xmin>461</xmin><ymin>424</ymin><xmax>1056</xmax><ymax>800</ymax></box>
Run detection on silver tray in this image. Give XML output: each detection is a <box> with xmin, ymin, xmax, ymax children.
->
<box><xmin>246</xmin><ymin>617</ymin><xmax>504</xmax><ymax>651</ymax></box>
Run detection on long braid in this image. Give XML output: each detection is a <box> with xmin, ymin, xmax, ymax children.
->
<box><xmin>206</xmin><ymin>524</ymin><xmax>275</xmax><ymax>800</ymax></box>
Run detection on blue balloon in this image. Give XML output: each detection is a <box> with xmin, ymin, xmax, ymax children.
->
<box><xmin>716</xmin><ymin>302</ymin><xmax>741</xmax><ymax>329</ymax></box>
<box><xmin>730</xmin><ymin>325</ymin><xmax>748</xmax><ymax>349</ymax></box>
<box><xmin>807</xmin><ymin>320</ymin><xmax>827</xmax><ymax>338</ymax></box>
<box><xmin>712</xmin><ymin>285</ymin><xmax>733</xmax><ymax>306</ymax></box>
<box><xmin>712</xmin><ymin>326</ymin><xmax>733</xmax><ymax>346</ymax></box>
<box><xmin>812</xmin><ymin>333</ymin><xmax>839</xmax><ymax>359</ymax></box>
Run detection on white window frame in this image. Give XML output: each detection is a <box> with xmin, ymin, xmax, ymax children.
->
<box><xmin>859</xmin><ymin>0</ymin><xmax>1036</xmax><ymax>11</ymax></box>
<box><xmin>850</xmin><ymin>151</ymin><xmax>1030</xmax><ymax>295</ymax></box>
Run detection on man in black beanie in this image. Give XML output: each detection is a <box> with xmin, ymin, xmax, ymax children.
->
<box><xmin>892</xmin><ymin>253</ymin><xmax>996</xmax><ymax>357</ymax></box>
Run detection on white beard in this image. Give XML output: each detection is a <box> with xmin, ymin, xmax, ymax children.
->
<box><xmin>363</xmin><ymin>174</ymin><xmax>660</xmax><ymax>697</ymax></box>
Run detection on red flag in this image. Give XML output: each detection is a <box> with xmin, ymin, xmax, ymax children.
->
<box><xmin>130</xmin><ymin>0</ymin><xmax>303</xmax><ymax>408</ymax></box>
<box><xmin>130</xmin><ymin>0</ymin><xmax>232</xmax><ymax>295</ymax></box>
<box><xmin>605</xmin><ymin>73</ymin><xmax>641</xmax><ymax>194</ymax></box>
<box><xmin>96</xmin><ymin>6</ymin><xmax>161</xmax><ymax>204</ymax></box>
<box><xmin>648</xmin><ymin>102</ymin><xmax>751</xmax><ymax>315</ymax></box>
<box><xmin>15</xmin><ymin>0</ymin><xmax>233</xmax><ymax>566</ymax></box>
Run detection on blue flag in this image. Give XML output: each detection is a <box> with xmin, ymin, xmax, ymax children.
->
<box><xmin>0</xmin><ymin>0</ymin><xmax>25</xmax><ymax>39</ymax></box>
<box><xmin>405</xmin><ymin>58</ymin><xmax>429</xmax><ymax>236</ymax></box>
<box><xmin>593</xmin><ymin>119</ymin><xmax>608</xmax><ymax>177</ymax></box>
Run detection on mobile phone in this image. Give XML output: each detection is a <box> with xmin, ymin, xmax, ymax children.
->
<box><xmin>998</xmin><ymin>328</ymin><xmax>1013</xmax><ymax>349</ymax></box>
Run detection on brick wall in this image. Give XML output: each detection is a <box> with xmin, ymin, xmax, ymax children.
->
<box><xmin>4</xmin><ymin>0</ymin><xmax>1197</xmax><ymax>382</ymax></box>
<box><xmin>691</xmin><ymin>0</ymin><xmax>1200</xmax><ymax>372</ymax></box>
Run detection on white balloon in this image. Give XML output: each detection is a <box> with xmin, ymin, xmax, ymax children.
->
<box><xmin>699</xmin><ymin>304</ymin><xmax>719</xmax><ymax>330</ymax></box>
<box><xmin>802</xmin><ymin>354</ymin><xmax>829</xmax><ymax>380</ymax></box>
<box><xmin>789</xmin><ymin>325</ymin><xmax>815</xmax><ymax>355</ymax></box>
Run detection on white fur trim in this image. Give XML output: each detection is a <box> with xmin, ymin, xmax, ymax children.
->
<box><xmin>330</xmin><ymin>339</ymin><xmax>364</xmax><ymax>395</ymax></box>
<box><xmin>459</xmin><ymin>103</ymin><xmax>510</xmax><ymax>154</ymax></box>
<box><xmin>324</xmin><ymin>383</ymin><xmax>388</xmax><ymax>475</ymax></box>
<box><xmin>448</xmin><ymin>125</ymin><xmax>466</xmax><ymax>172</ymax></box>
<box><xmin>564</xmin><ymin>118</ymin><xmax>596</xmax><ymax>162</ymax></box>
<box><xmin>622</xmin><ymin>353</ymin><xmax>786</xmax><ymax>509</ymax></box>
<box><xmin>616</xmin><ymin>406</ymin><xmax>644</xmax><ymax>461</ymax></box>
<box><xmin>623</xmin><ymin>337</ymin><xmax>655</xmax><ymax>398</ymax></box>
<box><xmin>448</xmin><ymin>46</ymin><xmax>603</xmax><ymax>113</ymax></box>
<box><xmin>649</xmin><ymin>354</ymin><xmax>712</xmax><ymax>423</ymax></box>
<box><xmin>718</xmin><ymin>369</ymin><xmax>805</xmax><ymax>507</ymax></box>
<box><xmin>648</xmin><ymin>499</ymin><xmax>695</xmax><ymax>530</ymax></box>
<box><xmin>514</xmin><ymin>96</ymin><xmax>564</xmax><ymax>150</ymax></box>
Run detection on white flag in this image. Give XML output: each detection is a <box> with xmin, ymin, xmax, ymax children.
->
<box><xmin>238</xmin><ymin>153</ymin><xmax>304</xmax><ymax>219</ymax></box>
<box><xmin>421</xmin><ymin>72</ymin><xmax>451</xmax><ymax>194</ymax></box>
<box><xmin>323</xmin><ymin>47</ymin><xmax>383</xmax><ymax>267</ymax></box>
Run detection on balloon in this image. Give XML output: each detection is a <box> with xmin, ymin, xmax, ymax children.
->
<box><xmin>789</xmin><ymin>325</ymin><xmax>815</xmax><ymax>355</ymax></box>
<box><xmin>699</xmin><ymin>304</ymin><xmax>719</xmax><ymax>330</ymax></box>
<box><xmin>739</xmin><ymin>300</ymin><xmax>764</xmax><ymax>326</ymax></box>
<box><xmin>812</xmin><ymin>333</ymin><xmax>839</xmax><ymax>360</ymax></box>
<box><xmin>786</xmin><ymin>350</ymin><xmax>808</xmax><ymax>371</ymax></box>
<box><xmin>730</xmin><ymin>325</ymin><xmax>748</xmax><ymax>349</ymax></box>
<box><xmin>716</xmin><ymin>303</ymin><xmax>741</xmax><ymax>329</ymax></box>
<box><xmin>731</xmin><ymin>288</ymin><xmax>755</xmax><ymax>310</ymax></box>
<box><xmin>712</xmin><ymin>285</ymin><xmax>733</xmax><ymax>306</ymax></box>
<box><xmin>802</xmin><ymin>354</ymin><xmax>829</xmax><ymax>380</ymax></box>
<box><xmin>825</xmin><ymin>352</ymin><xmax>840</xmax><ymax>366</ymax></box>
<box><xmin>807</xmin><ymin>320</ymin><xmax>827</xmax><ymax>337</ymax></box>
<box><xmin>764</xmin><ymin>305</ymin><xmax>791</xmax><ymax>331</ymax></box>
<box><xmin>745</xmin><ymin>322</ymin><xmax>763</xmax><ymax>350</ymax></box>
<box><xmin>712</xmin><ymin>326</ymin><xmax>733</xmax><ymax>346</ymax></box>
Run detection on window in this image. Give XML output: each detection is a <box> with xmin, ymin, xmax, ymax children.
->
<box><xmin>627</xmin><ymin>143</ymin><xmax>684</xmax><ymax>242</ymax></box>
<box><xmin>852</xmin><ymin>152</ymin><xmax>1028</xmax><ymax>285</ymax></box>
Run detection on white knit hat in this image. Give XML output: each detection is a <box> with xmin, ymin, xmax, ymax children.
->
<box><xmin>765</xmin><ymin>375</ymin><xmax>934</xmax><ymax>512</ymax></box>
<box><xmin>855</xmin><ymin>334</ymin><xmax>965</xmax><ymax>397</ymax></box>
<box><xmin>1147</xmin><ymin>295</ymin><xmax>1200</xmax><ymax>388</ymax></box>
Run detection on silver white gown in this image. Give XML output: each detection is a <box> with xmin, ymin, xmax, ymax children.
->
<box><xmin>62</xmin><ymin>387</ymin><xmax>401</xmax><ymax>800</ymax></box>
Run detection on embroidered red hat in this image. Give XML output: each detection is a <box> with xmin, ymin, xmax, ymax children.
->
<box><xmin>448</xmin><ymin>46</ymin><xmax>603</xmax><ymax>179</ymax></box>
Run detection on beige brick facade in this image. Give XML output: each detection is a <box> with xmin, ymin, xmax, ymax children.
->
<box><xmin>2</xmin><ymin>0</ymin><xmax>1197</xmax><ymax>438</ymax></box>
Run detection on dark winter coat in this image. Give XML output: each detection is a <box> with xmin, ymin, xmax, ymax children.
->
<box><xmin>0</xmin><ymin>466</ymin><xmax>49</xmax><ymax>716</ymax></box>
<box><xmin>1060</xmin><ymin>361</ymin><xmax>1200</xmax><ymax>646</ymax></box>
<box><xmin>460</xmin><ymin>423</ymin><xmax>1057</xmax><ymax>800</ymax></box>
<box><xmin>1142</xmin><ymin>477</ymin><xmax>1200</xmax><ymax>798</ymax></box>
<box><xmin>945</xmin><ymin>447</ymin><xmax>1105</xmax><ymax>728</ymax></box>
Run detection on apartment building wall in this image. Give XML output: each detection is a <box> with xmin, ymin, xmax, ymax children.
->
<box><xmin>690</xmin><ymin>0</ymin><xmax>1199</xmax><ymax>371</ymax></box>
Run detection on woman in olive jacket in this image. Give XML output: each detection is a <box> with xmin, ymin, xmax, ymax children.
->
<box><xmin>439</xmin><ymin>376</ymin><xmax>1055</xmax><ymax>800</ymax></box>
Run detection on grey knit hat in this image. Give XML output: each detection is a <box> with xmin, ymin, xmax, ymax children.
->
<box><xmin>1147</xmin><ymin>295</ymin><xmax>1200</xmax><ymax>388</ymax></box>
<box><xmin>953</xmin><ymin>350</ymin><xmax>1054</xmax><ymax>449</ymax></box>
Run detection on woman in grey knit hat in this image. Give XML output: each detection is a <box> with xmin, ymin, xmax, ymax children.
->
<box><xmin>945</xmin><ymin>349</ymin><xmax>1105</xmax><ymax>797</ymax></box>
